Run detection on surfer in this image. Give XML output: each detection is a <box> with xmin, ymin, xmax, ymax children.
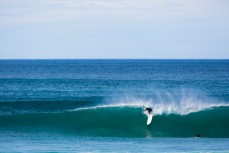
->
<box><xmin>195</xmin><ymin>134</ymin><xmax>201</xmax><ymax>138</ymax></box>
<box><xmin>144</xmin><ymin>107</ymin><xmax>153</xmax><ymax>125</ymax></box>
<box><xmin>145</xmin><ymin>107</ymin><xmax>152</xmax><ymax>114</ymax></box>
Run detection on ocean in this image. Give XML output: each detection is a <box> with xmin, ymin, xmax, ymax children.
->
<box><xmin>0</xmin><ymin>59</ymin><xmax>229</xmax><ymax>152</ymax></box>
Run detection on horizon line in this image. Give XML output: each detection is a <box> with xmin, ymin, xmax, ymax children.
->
<box><xmin>0</xmin><ymin>58</ymin><xmax>228</xmax><ymax>60</ymax></box>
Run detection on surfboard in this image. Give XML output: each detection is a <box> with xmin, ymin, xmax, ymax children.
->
<box><xmin>146</xmin><ymin>113</ymin><xmax>153</xmax><ymax>125</ymax></box>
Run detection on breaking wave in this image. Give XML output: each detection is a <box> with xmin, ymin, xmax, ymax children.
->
<box><xmin>1</xmin><ymin>96</ymin><xmax>229</xmax><ymax>138</ymax></box>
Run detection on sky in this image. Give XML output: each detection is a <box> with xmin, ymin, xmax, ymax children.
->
<box><xmin>0</xmin><ymin>0</ymin><xmax>229</xmax><ymax>59</ymax></box>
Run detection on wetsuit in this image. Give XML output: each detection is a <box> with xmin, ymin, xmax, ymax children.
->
<box><xmin>145</xmin><ymin>108</ymin><xmax>152</xmax><ymax>114</ymax></box>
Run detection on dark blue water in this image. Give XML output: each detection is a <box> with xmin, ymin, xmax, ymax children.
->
<box><xmin>0</xmin><ymin>60</ymin><xmax>229</xmax><ymax>152</ymax></box>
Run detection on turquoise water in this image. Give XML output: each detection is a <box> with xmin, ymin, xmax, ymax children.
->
<box><xmin>0</xmin><ymin>59</ymin><xmax>229</xmax><ymax>152</ymax></box>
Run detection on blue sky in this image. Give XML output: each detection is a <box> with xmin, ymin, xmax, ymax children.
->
<box><xmin>0</xmin><ymin>0</ymin><xmax>229</xmax><ymax>59</ymax></box>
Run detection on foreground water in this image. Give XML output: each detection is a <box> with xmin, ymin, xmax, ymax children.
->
<box><xmin>1</xmin><ymin>132</ymin><xmax>229</xmax><ymax>152</ymax></box>
<box><xmin>0</xmin><ymin>59</ymin><xmax>228</xmax><ymax>152</ymax></box>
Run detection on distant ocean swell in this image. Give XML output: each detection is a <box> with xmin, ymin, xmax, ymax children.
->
<box><xmin>1</xmin><ymin>98</ymin><xmax>229</xmax><ymax>138</ymax></box>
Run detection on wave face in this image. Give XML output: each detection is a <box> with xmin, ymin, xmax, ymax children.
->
<box><xmin>1</xmin><ymin>102</ymin><xmax>229</xmax><ymax>138</ymax></box>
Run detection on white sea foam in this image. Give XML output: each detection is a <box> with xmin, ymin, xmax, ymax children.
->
<box><xmin>110</xmin><ymin>93</ymin><xmax>229</xmax><ymax>115</ymax></box>
<box><xmin>73</xmin><ymin>90</ymin><xmax>229</xmax><ymax>115</ymax></box>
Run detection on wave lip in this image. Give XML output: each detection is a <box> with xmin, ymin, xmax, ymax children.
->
<box><xmin>100</xmin><ymin>95</ymin><xmax>229</xmax><ymax>116</ymax></box>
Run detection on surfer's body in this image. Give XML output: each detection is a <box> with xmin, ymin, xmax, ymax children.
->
<box><xmin>144</xmin><ymin>107</ymin><xmax>153</xmax><ymax>125</ymax></box>
<box><xmin>145</xmin><ymin>107</ymin><xmax>152</xmax><ymax>114</ymax></box>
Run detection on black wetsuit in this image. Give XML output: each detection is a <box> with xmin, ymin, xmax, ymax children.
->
<box><xmin>145</xmin><ymin>108</ymin><xmax>152</xmax><ymax>114</ymax></box>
